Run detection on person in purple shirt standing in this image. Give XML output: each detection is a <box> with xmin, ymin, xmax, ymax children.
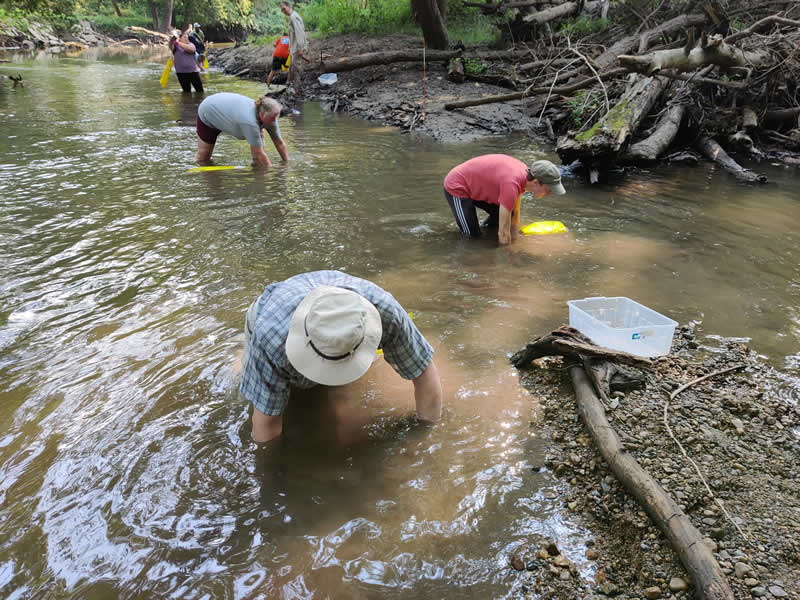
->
<box><xmin>168</xmin><ymin>30</ymin><xmax>203</xmax><ymax>93</ymax></box>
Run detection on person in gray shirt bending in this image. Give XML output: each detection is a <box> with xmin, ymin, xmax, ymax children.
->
<box><xmin>196</xmin><ymin>92</ymin><xmax>289</xmax><ymax>168</ymax></box>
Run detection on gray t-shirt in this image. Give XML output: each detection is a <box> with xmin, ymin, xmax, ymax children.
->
<box><xmin>198</xmin><ymin>92</ymin><xmax>281</xmax><ymax>148</ymax></box>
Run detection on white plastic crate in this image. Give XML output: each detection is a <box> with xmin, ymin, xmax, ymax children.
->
<box><xmin>567</xmin><ymin>297</ymin><xmax>677</xmax><ymax>357</ymax></box>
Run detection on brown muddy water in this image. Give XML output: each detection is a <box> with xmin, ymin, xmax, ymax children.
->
<box><xmin>1</xmin><ymin>47</ymin><xmax>799</xmax><ymax>599</ymax></box>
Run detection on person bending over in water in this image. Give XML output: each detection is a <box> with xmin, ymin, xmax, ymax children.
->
<box><xmin>195</xmin><ymin>92</ymin><xmax>288</xmax><ymax>168</ymax></box>
<box><xmin>239</xmin><ymin>271</ymin><xmax>443</xmax><ymax>443</ymax></box>
<box><xmin>443</xmin><ymin>155</ymin><xmax>566</xmax><ymax>245</ymax></box>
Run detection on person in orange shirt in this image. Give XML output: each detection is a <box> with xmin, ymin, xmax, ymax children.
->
<box><xmin>266</xmin><ymin>32</ymin><xmax>290</xmax><ymax>87</ymax></box>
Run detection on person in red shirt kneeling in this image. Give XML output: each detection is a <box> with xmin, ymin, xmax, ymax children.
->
<box><xmin>443</xmin><ymin>154</ymin><xmax>566</xmax><ymax>245</ymax></box>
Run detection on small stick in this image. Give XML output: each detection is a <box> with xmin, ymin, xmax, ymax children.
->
<box><xmin>663</xmin><ymin>363</ymin><xmax>751</xmax><ymax>544</ymax></box>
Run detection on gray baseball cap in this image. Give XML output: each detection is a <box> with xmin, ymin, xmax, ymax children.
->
<box><xmin>528</xmin><ymin>160</ymin><xmax>566</xmax><ymax>195</ymax></box>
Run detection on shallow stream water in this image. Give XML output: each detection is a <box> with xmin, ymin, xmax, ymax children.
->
<box><xmin>1</xmin><ymin>47</ymin><xmax>799</xmax><ymax>599</ymax></box>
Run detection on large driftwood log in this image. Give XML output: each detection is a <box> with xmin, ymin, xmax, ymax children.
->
<box><xmin>568</xmin><ymin>366</ymin><xmax>735</xmax><ymax>600</ymax></box>
<box><xmin>522</xmin><ymin>1</ymin><xmax>578</xmax><ymax>23</ymax></box>
<box><xmin>695</xmin><ymin>136</ymin><xmax>767</xmax><ymax>183</ymax></box>
<box><xmin>512</xmin><ymin>327</ymin><xmax>735</xmax><ymax>600</ymax></box>
<box><xmin>625</xmin><ymin>102</ymin><xmax>687</xmax><ymax>162</ymax></box>
<box><xmin>556</xmin><ymin>75</ymin><xmax>668</xmax><ymax>165</ymax></box>
<box><xmin>618</xmin><ymin>35</ymin><xmax>773</xmax><ymax>75</ymax></box>
<box><xmin>594</xmin><ymin>13</ymin><xmax>707</xmax><ymax>71</ymax></box>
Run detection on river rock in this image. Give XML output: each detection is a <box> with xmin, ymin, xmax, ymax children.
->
<box><xmin>668</xmin><ymin>577</ymin><xmax>688</xmax><ymax>592</ymax></box>
<box><xmin>643</xmin><ymin>586</ymin><xmax>661</xmax><ymax>599</ymax></box>
<box><xmin>768</xmin><ymin>586</ymin><xmax>788</xmax><ymax>598</ymax></box>
<box><xmin>553</xmin><ymin>555</ymin><xmax>571</xmax><ymax>568</ymax></box>
<box><xmin>510</xmin><ymin>552</ymin><xmax>525</xmax><ymax>571</ymax></box>
<box><xmin>751</xmin><ymin>587</ymin><xmax>767</xmax><ymax>597</ymax></box>
<box><xmin>734</xmin><ymin>561</ymin><xmax>753</xmax><ymax>578</ymax></box>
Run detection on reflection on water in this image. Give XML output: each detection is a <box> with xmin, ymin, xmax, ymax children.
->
<box><xmin>1</xmin><ymin>47</ymin><xmax>799</xmax><ymax>598</ymax></box>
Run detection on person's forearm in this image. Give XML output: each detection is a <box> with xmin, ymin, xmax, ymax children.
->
<box><xmin>177</xmin><ymin>41</ymin><xmax>195</xmax><ymax>52</ymax></box>
<box><xmin>413</xmin><ymin>361</ymin><xmax>442</xmax><ymax>422</ymax></box>
<box><xmin>252</xmin><ymin>409</ymin><xmax>283</xmax><ymax>443</ymax></box>
<box><xmin>275</xmin><ymin>139</ymin><xmax>289</xmax><ymax>161</ymax></box>
<box><xmin>251</xmin><ymin>146</ymin><xmax>272</xmax><ymax>168</ymax></box>
<box><xmin>498</xmin><ymin>205</ymin><xmax>513</xmax><ymax>245</ymax></box>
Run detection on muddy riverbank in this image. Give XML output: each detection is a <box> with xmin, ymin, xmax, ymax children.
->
<box><xmin>209</xmin><ymin>34</ymin><xmax>547</xmax><ymax>144</ymax></box>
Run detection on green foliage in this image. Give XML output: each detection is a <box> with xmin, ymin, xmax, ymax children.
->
<box><xmin>77</xmin><ymin>11</ymin><xmax>152</xmax><ymax>33</ymax></box>
<box><xmin>559</xmin><ymin>16</ymin><xmax>609</xmax><ymax>37</ymax></box>
<box><xmin>463</xmin><ymin>57</ymin><xmax>486</xmax><ymax>75</ymax></box>
<box><xmin>304</xmin><ymin>0</ymin><xmax>414</xmax><ymax>35</ymax></box>
<box><xmin>731</xmin><ymin>18</ymin><xmax>747</xmax><ymax>32</ymax></box>
<box><xmin>567</xmin><ymin>90</ymin><xmax>602</xmax><ymax>129</ymax></box>
<box><xmin>252</xmin><ymin>0</ymin><xmax>285</xmax><ymax>35</ymax></box>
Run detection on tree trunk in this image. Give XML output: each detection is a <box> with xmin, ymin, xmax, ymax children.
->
<box><xmin>556</xmin><ymin>75</ymin><xmax>668</xmax><ymax>165</ymax></box>
<box><xmin>148</xmin><ymin>1</ymin><xmax>159</xmax><ymax>30</ymax></box>
<box><xmin>410</xmin><ymin>0</ymin><xmax>450</xmax><ymax>50</ymax></box>
<box><xmin>160</xmin><ymin>0</ymin><xmax>175</xmax><ymax>33</ymax></box>
<box><xmin>110</xmin><ymin>0</ymin><xmax>123</xmax><ymax>17</ymax></box>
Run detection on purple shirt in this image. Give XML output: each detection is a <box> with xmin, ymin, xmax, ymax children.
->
<box><xmin>172</xmin><ymin>43</ymin><xmax>199</xmax><ymax>73</ymax></box>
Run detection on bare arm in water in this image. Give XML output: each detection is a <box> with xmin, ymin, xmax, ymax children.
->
<box><xmin>412</xmin><ymin>360</ymin><xmax>442</xmax><ymax>422</ymax></box>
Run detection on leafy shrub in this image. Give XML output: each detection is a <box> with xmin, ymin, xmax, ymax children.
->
<box><xmin>559</xmin><ymin>16</ymin><xmax>609</xmax><ymax>37</ymax></box>
<box><xmin>567</xmin><ymin>90</ymin><xmax>602</xmax><ymax>128</ymax></box>
<box><xmin>463</xmin><ymin>57</ymin><xmax>487</xmax><ymax>75</ymax></box>
<box><xmin>304</xmin><ymin>0</ymin><xmax>414</xmax><ymax>35</ymax></box>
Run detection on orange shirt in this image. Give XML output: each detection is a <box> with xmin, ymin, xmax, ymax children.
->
<box><xmin>273</xmin><ymin>36</ymin><xmax>290</xmax><ymax>59</ymax></box>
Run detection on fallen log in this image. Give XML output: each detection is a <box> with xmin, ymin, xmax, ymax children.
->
<box><xmin>625</xmin><ymin>102</ymin><xmax>687</xmax><ymax>162</ymax></box>
<box><xmin>444</xmin><ymin>67</ymin><xmax>627</xmax><ymax>110</ymax></box>
<box><xmin>522</xmin><ymin>1</ymin><xmax>578</xmax><ymax>23</ymax></box>
<box><xmin>127</xmin><ymin>26</ymin><xmax>171</xmax><ymax>42</ymax></box>
<box><xmin>763</xmin><ymin>106</ymin><xmax>800</xmax><ymax>127</ymax></box>
<box><xmin>556</xmin><ymin>75</ymin><xmax>668</xmax><ymax>165</ymax></box>
<box><xmin>618</xmin><ymin>35</ymin><xmax>773</xmax><ymax>75</ymax></box>
<box><xmin>568</xmin><ymin>366</ymin><xmax>735</xmax><ymax>600</ymax></box>
<box><xmin>694</xmin><ymin>136</ymin><xmax>767</xmax><ymax>183</ymax></box>
<box><xmin>312</xmin><ymin>48</ymin><xmax>542</xmax><ymax>73</ymax></box>
<box><xmin>512</xmin><ymin>327</ymin><xmax>736</xmax><ymax>600</ymax></box>
<box><xmin>594</xmin><ymin>13</ymin><xmax>707</xmax><ymax>72</ymax></box>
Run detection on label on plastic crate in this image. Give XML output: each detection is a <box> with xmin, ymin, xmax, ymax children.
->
<box><xmin>632</xmin><ymin>329</ymin><xmax>654</xmax><ymax>340</ymax></box>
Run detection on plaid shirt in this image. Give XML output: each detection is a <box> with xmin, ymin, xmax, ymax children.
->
<box><xmin>239</xmin><ymin>271</ymin><xmax>434</xmax><ymax>416</ymax></box>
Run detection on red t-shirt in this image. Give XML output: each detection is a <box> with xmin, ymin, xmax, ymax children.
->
<box><xmin>443</xmin><ymin>154</ymin><xmax>528</xmax><ymax>212</ymax></box>
<box><xmin>273</xmin><ymin>36</ymin><xmax>290</xmax><ymax>59</ymax></box>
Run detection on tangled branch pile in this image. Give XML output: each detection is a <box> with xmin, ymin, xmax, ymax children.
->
<box><xmin>445</xmin><ymin>0</ymin><xmax>800</xmax><ymax>181</ymax></box>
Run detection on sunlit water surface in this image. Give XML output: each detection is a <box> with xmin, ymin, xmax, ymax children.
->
<box><xmin>1</xmin><ymin>47</ymin><xmax>799</xmax><ymax>599</ymax></box>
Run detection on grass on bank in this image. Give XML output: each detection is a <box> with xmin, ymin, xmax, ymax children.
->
<box><xmin>251</xmin><ymin>0</ymin><xmax>501</xmax><ymax>46</ymax></box>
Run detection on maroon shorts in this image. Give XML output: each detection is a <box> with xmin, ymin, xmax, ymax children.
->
<box><xmin>196</xmin><ymin>116</ymin><xmax>221</xmax><ymax>145</ymax></box>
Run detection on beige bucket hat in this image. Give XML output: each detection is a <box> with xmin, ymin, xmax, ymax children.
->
<box><xmin>285</xmin><ymin>286</ymin><xmax>382</xmax><ymax>386</ymax></box>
